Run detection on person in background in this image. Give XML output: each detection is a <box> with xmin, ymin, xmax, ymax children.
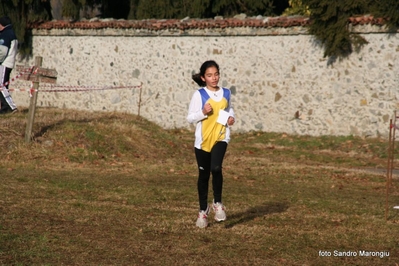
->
<box><xmin>187</xmin><ymin>60</ymin><xmax>235</xmax><ymax>228</ymax></box>
<box><xmin>0</xmin><ymin>16</ymin><xmax>18</xmax><ymax>114</ymax></box>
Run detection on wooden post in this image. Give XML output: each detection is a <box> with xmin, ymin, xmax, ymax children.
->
<box><xmin>138</xmin><ymin>82</ymin><xmax>142</xmax><ymax>117</ymax></box>
<box><xmin>385</xmin><ymin>111</ymin><xmax>397</xmax><ymax>221</ymax></box>
<box><xmin>24</xmin><ymin>56</ymin><xmax>42</xmax><ymax>143</ymax></box>
<box><xmin>385</xmin><ymin>119</ymin><xmax>393</xmax><ymax>220</ymax></box>
<box><xmin>391</xmin><ymin>111</ymin><xmax>396</xmax><ymax>187</ymax></box>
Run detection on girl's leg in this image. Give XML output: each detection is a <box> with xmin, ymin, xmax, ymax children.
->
<box><xmin>195</xmin><ymin>148</ymin><xmax>211</xmax><ymax>211</ymax></box>
<box><xmin>210</xmin><ymin>141</ymin><xmax>228</xmax><ymax>203</ymax></box>
<box><xmin>0</xmin><ymin>66</ymin><xmax>17</xmax><ymax>113</ymax></box>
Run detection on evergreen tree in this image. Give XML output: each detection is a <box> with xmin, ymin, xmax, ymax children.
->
<box><xmin>211</xmin><ymin>0</ymin><xmax>284</xmax><ymax>17</ymax></box>
<box><xmin>172</xmin><ymin>0</ymin><xmax>196</xmax><ymax>18</ymax></box>
<box><xmin>283</xmin><ymin>0</ymin><xmax>310</xmax><ymax>16</ymax></box>
<box><xmin>62</xmin><ymin>0</ymin><xmax>82</xmax><ymax>19</ymax></box>
<box><xmin>100</xmin><ymin>0</ymin><xmax>130</xmax><ymax>19</ymax></box>
<box><xmin>186</xmin><ymin>0</ymin><xmax>212</xmax><ymax>18</ymax></box>
<box><xmin>369</xmin><ymin>0</ymin><xmax>399</xmax><ymax>31</ymax></box>
<box><xmin>211</xmin><ymin>0</ymin><xmax>245</xmax><ymax>17</ymax></box>
<box><xmin>302</xmin><ymin>0</ymin><xmax>370</xmax><ymax>60</ymax></box>
<box><xmin>135</xmin><ymin>0</ymin><xmax>173</xmax><ymax>19</ymax></box>
<box><xmin>62</xmin><ymin>0</ymin><xmax>103</xmax><ymax>20</ymax></box>
<box><xmin>127</xmin><ymin>0</ymin><xmax>141</xmax><ymax>19</ymax></box>
<box><xmin>300</xmin><ymin>0</ymin><xmax>399</xmax><ymax>60</ymax></box>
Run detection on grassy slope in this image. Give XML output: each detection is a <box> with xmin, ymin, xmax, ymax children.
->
<box><xmin>0</xmin><ymin>108</ymin><xmax>398</xmax><ymax>265</ymax></box>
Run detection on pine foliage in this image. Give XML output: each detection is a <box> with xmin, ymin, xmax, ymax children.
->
<box><xmin>129</xmin><ymin>0</ymin><xmax>285</xmax><ymax>20</ymax></box>
<box><xmin>185</xmin><ymin>0</ymin><xmax>212</xmax><ymax>19</ymax></box>
<box><xmin>101</xmin><ymin>0</ymin><xmax>129</xmax><ymax>19</ymax></box>
<box><xmin>369</xmin><ymin>0</ymin><xmax>399</xmax><ymax>31</ymax></box>
<box><xmin>211</xmin><ymin>0</ymin><xmax>275</xmax><ymax>17</ymax></box>
<box><xmin>283</xmin><ymin>0</ymin><xmax>310</xmax><ymax>16</ymax></box>
<box><xmin>62</xmin><ymin>0</ymin><xmax>82</xmax><ymax>19</ymax></box>
<box><xmin>302</xmin><ymin>0</ymin><xmax>398</xmax><ymax>60</ymax></box>
<box><xmin>135</xmin><ymin>0</ymin><xmax>172</xmax><ymax>19</ymax></box>
<box><xmin>303</xmin><ymin>0</ymin><xmax>368</xmax><ymax>59</ymax></box>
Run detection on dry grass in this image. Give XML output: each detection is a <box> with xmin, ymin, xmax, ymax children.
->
<box><xmin>1</xmin><ymin>108</ymin><xmax>399</xmax><ymax>265</ymax></box>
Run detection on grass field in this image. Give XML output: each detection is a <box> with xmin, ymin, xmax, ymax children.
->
<box><xmin>1</xmin><ymin>108</ymin><xmax>398</xmax><ymax>265</ymax></box>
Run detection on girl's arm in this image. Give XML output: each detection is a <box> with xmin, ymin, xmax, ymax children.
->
<box><xmin>187</xmin><ymin>91</ymin><xmax>207</xmax><ymax>124</ymax></box>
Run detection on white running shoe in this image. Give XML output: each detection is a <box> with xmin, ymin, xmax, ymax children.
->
<box><xmin>196</xmin><ymin>206</ymin><xmax>210</xmax><ymax>228</ymax></box>
<box><xmin>212</xmin><ymin>201</ymin><xmax>226</xmax><ymax>222</ymax></box>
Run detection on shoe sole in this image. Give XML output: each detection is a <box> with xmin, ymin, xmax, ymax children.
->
<box><xmin>215</xmin><ymin>217</ymin><xmax>226</xmax><ymax>222</ymax></box>
<box><xmin>196</xmin><ymin>222</ymin><xmax>208</xmax><ymax>228</ymax></box>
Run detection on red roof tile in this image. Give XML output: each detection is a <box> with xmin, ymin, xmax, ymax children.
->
<box><xmin>28</xmin><ymin>15</ymin><xmax>386</xmax><ymax>30</ymax></box>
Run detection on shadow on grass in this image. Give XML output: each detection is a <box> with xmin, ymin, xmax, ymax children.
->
<box><xmin>33</xmin><ymin>118</ymin><xmax>94</xmax><ymax>139</ymax></box>
<box><xmin>224</xmin><ymin>201</ymin><xmax>289</xmax><ymax>229</ymax></box>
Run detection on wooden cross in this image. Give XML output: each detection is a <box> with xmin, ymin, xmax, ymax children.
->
<box><xmin>15</xmin><ymin>56</ymin><xmax>58</xmax><ymax>143</ymax></box>
<box><xmin>16</xmin><ymin>65</ymin><xmax>58</xmax><ymax>84</ymax></box>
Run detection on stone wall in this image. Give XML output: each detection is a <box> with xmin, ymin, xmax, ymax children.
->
<box><xmin>10</xmin><ymin>21</ymin><xmax>399</xmax><ymax>137</ymax></box>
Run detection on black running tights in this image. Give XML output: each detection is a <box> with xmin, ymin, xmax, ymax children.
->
<box><xmin>195</xmin><ymin>141</ymin><xmax>228</xmax><ymax>211</ymax></box>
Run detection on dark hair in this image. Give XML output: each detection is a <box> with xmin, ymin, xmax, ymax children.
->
<box><xmin>192</xmin><ymin>60</ymin><xmax>220</xmax><ymax>87</ymax></box>
<box><xmin>0</xmin><ymin>16</ymin><xmax>11</xmax><ymax>27</ymax></box>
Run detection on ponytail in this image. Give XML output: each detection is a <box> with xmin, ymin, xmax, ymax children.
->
<box><xmin>192</xmin><ymin>73</ymin><xmax>206</xmax><ymax>87</ymax></box>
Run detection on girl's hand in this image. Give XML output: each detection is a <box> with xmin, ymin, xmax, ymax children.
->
<box><xmin>202</xmin><ymin>103</ymin><xmax>213</xmax><ymax>115</ymax></box>
<box><xmin>227</xmin><ymin>116</ymin><xmax>235</xmax><ymax>126</ymax></box>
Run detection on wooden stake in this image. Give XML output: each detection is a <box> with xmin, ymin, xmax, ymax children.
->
<box><xmin>138</xmin><ymin>82</ymin><xmax>142</xmax><ymax>117</ymax></box>
<box><xmin>385</xmin><ymin>118</ymin><xmax>393</xmax><ymax>220</ymax></box>
<box><xmin>391</xmin><ymin>111</ymin><xmax>396</xmax><ymax>188</ymax></box>
<box><xmin>24</xmin><ymin>56</ymin><xmax>42</xmax><ymax>143</ymax></box>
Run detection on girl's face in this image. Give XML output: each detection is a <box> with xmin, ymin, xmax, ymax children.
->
<box><xmin>201</xmin><ymin>66</ymin><xmax>220</xmax><ymax>90</ymax></box>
